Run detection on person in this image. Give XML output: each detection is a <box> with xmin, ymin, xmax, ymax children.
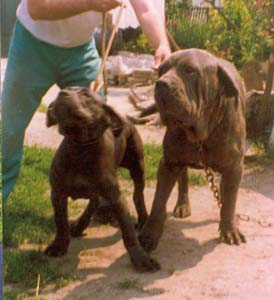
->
<box><xmin>1</xmin><ymin>0</ymin><xmax>171</xmax><ymax>206</ymax></box>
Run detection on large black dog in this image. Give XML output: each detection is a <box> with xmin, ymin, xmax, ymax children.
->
<box><xmin>139</xmin><ymin>49</ymin><xmax>247</xmax><ymax>252</ymax></box>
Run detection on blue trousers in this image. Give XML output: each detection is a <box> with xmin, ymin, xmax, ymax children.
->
<box><xmin>2</xmin><ymin>21</ymin><xmax>101</xmax><ymax>206</ymax></box>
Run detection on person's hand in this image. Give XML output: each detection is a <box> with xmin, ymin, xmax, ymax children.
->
<box><xmin>88</xmin><ymin>0</ymin><xmax>123</xmax><ymax>12</ymax></box>
<box><xmin>153</xmin><ymin>44</ymin><xmax>171</xmax><ymax>69</ymax></box>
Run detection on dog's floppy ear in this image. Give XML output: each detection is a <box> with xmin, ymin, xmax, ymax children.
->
<box><xmin>46</xmin><ymin>101</ymin><xmax>57</xmax><ymax>127</ymax></box>
<box><xmin>158</xmin><ymin>58</ymin><xmax>172</xmax><ymax>77</ymax></box>
<box><xmin>217</xmin><ymin>58</ymin><xmax>239</xmax><ymax>99</ymax></box>
<box><xmin>102</xmin><ymin>104</ymin><xmax>124</xmax><ymax>137</ymax></box>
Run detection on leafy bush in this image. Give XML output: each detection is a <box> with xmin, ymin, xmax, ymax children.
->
<box><xmin>168</xmin><ymin>17</ymin><xmax>210</xmax><ymax>50</ymax></box>
<box><xmin>205</xmin><ymin>0</ymin><xmax>273</xmax><ymax>68</ymax></box>
<box><xmin>120</xmin><ymin>32</ymin><xmax>154</xmax><ymax>54</ymax></box>
<box><xmin>121</xmin><ymin>0</ymin><xmax>273</xmax><ymax>68</ymax></box>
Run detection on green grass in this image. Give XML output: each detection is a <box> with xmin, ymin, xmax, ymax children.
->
<box><xmin>118</xmin><ymin>143</ymin><xmax>207</xmax><ymax>185</ymax></box>
<box><xmin>3</xmin><ymin>291</ymin><xmax>29</xmax><ymax>300</ymax></box>
<box><xmin>3</xmin><ymin>146</ymin><xmax>77</xmax><ymax>296</ymax></box>
<box><xmin>244</xmin><ymin>143</ymin><xmax>274</xmax><ymax>167</ymax></box>
<box><xmin>4</xmin><ymin>248</ymin><xmax>77</xmax><ymax>290</ymax></box>
<box><xmin>4</xmin><ymin>146</ymin><xmax>56</xmax><ymax>248</ymax></box>
<box><xmin>4</xmin><ymin>290</ymin><xmax>50</xmax><ymax>300</ymax></box>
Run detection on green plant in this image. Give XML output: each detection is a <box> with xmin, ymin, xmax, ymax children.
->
<box><xmin>171</xmin><ymin>17</ymin><xmax>210</xmax><ymax>49</ymax></box>
<box><xmin>120</xmin><ymin>32</ymin><xmax>154</xmax><ymax>54</ymax></box>
<box><xmin>206</xmin><ymin>0</ymin><xmax>273</xmax><ymax>68</ymax></box>
<box><xmin>166</xmin><ymin>0</ymin><xmax>191</xmax><ymax>22</ymax></box>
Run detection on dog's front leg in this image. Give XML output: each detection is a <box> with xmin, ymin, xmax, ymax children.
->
<box><xmin>101</xmin><ymin>178</ymin><xmax>160</xmax><ymax>272</ymax></box>
<box><xmin>128</xmin><ymin>160</ymin><xmax>148</xmax><ymax>231</ymax></box>
<box><xmin>139</xmin><ymin>158</ymin><xmax>182</xmax><ymax>252</ymax></box>
<box><xmin>45</xmin><ymin>190</ymin><xmax>70</xmax><ymax>256</ymax></box>
<box><xmin>173</xmin><ymin>167</ymin><xmax>191</xmax><ymax>218</ymax></box>
<box><xmin>219</xmin><ymin>163</ymin><xmax>246</xmax><ymax>245</ymax></box>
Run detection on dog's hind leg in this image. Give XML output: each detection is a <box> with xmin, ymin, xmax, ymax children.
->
<box><xmin>173</xmin><ymin>167</ymin><xmax>191</xmax><ymax>218</ymax></box>
<box><xmin>70</xmin><ymin>196</ymin><xmax>99</xmax><ymax>237</ymax></box>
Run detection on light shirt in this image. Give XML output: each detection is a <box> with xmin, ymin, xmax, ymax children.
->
<box><xmin>113</xmin><ymin>0</ymin><xmax>165</xmax><ymax>29</ymax></box>
<box><xmin>17</xmin><ymin>0</ymin><xmax>102</xmax><ymax>48</ymax></box>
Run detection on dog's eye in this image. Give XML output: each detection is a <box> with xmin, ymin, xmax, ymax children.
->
<box><xmin>185</xmin><ymin>66</ymin><xmax>195</xmax><ymax>75</ymax></box>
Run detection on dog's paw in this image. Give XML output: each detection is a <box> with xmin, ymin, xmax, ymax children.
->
<box><xmin>44</xmin><ymin>238</ymin><xmax>69</xmax><ymax>257</ymax></box>
<box><xmin>173</xmin><ymin>203</ymin><xmax>191</xmax><ymax>219</ymax></box>
<box><xmin>220</xmin><ymin>225</ymin><xmax>246</xmax><ymax>245</ymax></box>
<box><xmin>130</xmin><ymin>247</ymin><xmax>161</xmax><ymax>272</ymax></box>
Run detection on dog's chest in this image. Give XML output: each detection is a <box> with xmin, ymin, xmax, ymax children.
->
<box><xmin>164</xmin><ymin>129</ymin><xmax>237</xmax><ymax>172</ymax></box>
<box><xmin>51</xmin><ymin>147</ymin><xmax>106</xmax><ymax>199</ymax></box>
<box><xmin>67</xmin><ymin>173</ymin><xmax>98</xmax><ymax>199</ymax></box>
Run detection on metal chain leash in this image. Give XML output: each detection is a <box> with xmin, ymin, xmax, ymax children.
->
<box><xmin>198</xmin><ymin>143</ymin><xmax>274</xmax><ymax>229</ymax></box>
<box><xmin>204</xmin><ymin>166</ymin><xmax>222</xmax><ymax>208</ymax></box>
<box><xmin>236</xmin><ymin>213</ymin><xmax>274</xmax><ymax>228</ymax></box>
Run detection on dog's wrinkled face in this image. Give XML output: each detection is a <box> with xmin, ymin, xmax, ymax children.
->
<box><xmin>155</xmin><ymin>49</ymin><xmax>240</xmax><ymax>143</ymax></box>
<box><xmin>47</xmin><ymin>87</ymin><xmax>113</xmax><ymax>145</ymax></box>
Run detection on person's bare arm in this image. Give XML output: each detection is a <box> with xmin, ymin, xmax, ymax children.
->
<box><xmin>28</xmin><ymin>0</ymin><xmax>122</xmax><ymax>20</ymax></box>
<box><xmin>130</xmin><ymin>0</ymin><xmax>171</xmax><ymax>67</ymax></box>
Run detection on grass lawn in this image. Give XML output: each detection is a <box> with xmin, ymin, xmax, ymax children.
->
<box><xmin>1</xmin><ymin>143</ymin><xmax>231</xmax><ymax>298</ymax></box>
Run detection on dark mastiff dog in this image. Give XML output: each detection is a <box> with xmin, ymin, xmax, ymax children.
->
<box><xmin>139</xmin><ymin>49</ymin><xmax>247</xmax><ymax>252</ymax></box>
<box><xmin>44</xmin><ymin>86</ymin><xmax>159</xmax><ymax>272</ymax></box>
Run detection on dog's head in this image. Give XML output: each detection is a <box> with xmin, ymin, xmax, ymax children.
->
<box><xmin>155</xmin><ymin>49</ymin><xmax>243</xmax><ymax>142</ymax></box>
<box><xmin>47</xmin><ymin>86</ymin><xmax>124</xmax><ymax>145</ymax></box>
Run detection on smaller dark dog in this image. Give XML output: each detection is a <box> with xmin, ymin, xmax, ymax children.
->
<box><xmin>44</xmin><ymin>86</ymin><xmax>159</xmax><ymax>272</ymax></box>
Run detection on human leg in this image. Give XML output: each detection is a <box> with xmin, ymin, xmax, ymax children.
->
<box><xmin>2</xmin><ymin>21</ymin><xmax>57</xmax><ymax>205</ymax></box>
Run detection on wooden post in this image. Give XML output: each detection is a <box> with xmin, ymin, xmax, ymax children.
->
<box><xmin>259</xmin><ymin>53</ymin><xmax>274</xmax><ymax>144</ymax></box>
<box><xmin>101</xmin><ymin>12</ymin><xmax>108</xmax><ymax>97</ymax></box>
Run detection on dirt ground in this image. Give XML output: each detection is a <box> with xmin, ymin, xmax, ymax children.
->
<box><xmin>23</xmin><ymin>86</ymin><xmax>274</xmax><ymax>300</ymax></box>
